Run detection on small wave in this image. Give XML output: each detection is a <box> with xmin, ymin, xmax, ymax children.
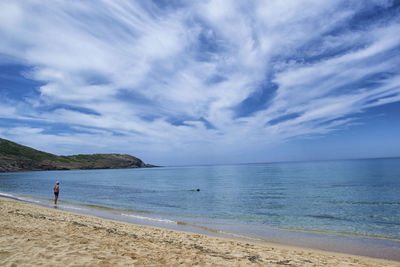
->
<box><xmin>352</xmin><ymin>201</ymin><xmax>400</xmax><ymax>206</ymax></box>
<box><xmin>218</xmin><ymin>230</ymin><xmax>264</xmax><ymax>242</ymax></box>
<box><xmin>18</xmin><ymin>197</ymin><xmax>40</xmax><ymax>203</ymax></box>
<box><xmin>307</xmin><ymin>214</ymin><xmax>347</xmax><ymax>221</ymax></box>
<box><xmin>328</xmin><ymin>200</ymin><xmax>400</xmax><ymax>206</ymax></box>
<box><xmin>0</xmin><ymin>192</ymin><xmax>16</xmax><ymax>198</ymax></box>
<box><xmin>121</xmin><ymin>213</ymin><xmax>177</xmax><ymax>224</ymax></box>
<box><xmin>59</xmin><ymin>205</ymin><xmax>86</xmax><ymax>211</ymax></box>
<box><xmin>76</xmin><ymin>203</ymin><xmax>122</xmax><ymax>211</ymax></box>
<box><xmin>0</xmin><ymin>192</ymin><xmax>40</xmax><ymax>203</ymax></box>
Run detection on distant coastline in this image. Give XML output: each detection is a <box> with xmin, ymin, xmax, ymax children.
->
<box><xmin>168</xmin><ymin>156</ymin><xmax>400</xmax><ymax>168</ymax></box>
<box><xmin>0</xmin><ymin>138</ymin><xmax>158</xmax><ymax>172</ymax></box>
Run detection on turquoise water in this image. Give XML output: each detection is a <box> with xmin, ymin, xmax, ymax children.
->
<box><xmin>1</xmin><ymin>158</ymin><xmax>400</xmax><ymax>255</ymax></box>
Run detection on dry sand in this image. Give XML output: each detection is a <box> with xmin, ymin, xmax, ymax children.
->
<box><xmin>1</xmin><ymin>197</ymin><xmax>399</xmax><ymax>267</ymax></box>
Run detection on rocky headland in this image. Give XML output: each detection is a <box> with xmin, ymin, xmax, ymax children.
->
<box><xmin>0</xmin><ymin>138</ymin><xmax>157</xmax><ymax>172</ymax></box>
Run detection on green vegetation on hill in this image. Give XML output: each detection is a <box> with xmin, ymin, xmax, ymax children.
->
<box><xmin>0</xmin><ymin>138</ymin><xmax>57</xmax><ymax>162</ymax></box>
<box><xmin>0</xmin><ymin>138</ymin><xmax>156</xmax><ymax>172</ymax></box>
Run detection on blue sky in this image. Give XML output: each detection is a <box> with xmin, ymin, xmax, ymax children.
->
<box><xmin>0</xmin><ymin>0</ymin><xmax>399</xmax><ymax>165</ymax></box>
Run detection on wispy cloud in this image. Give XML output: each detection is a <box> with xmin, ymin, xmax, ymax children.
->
<box><xmin>0</xmin><ymin>0</ymin><xmax>399</xmax><ymax>164</ymax></box>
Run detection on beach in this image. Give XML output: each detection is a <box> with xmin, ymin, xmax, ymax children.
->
<box><xmin>1</xmin><ymin>197</ymin><xmax>399</xmax><ymax>266</ymax></box>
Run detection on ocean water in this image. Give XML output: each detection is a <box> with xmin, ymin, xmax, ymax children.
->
<box><xmin>1</xmin><ymin>158</ymin><xmax>400</xmax><ymax>259</ymax></box>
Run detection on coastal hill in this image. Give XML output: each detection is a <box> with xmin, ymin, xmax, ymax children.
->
<box><xmin>0</xmin><ymin>138</ymin><xmax>156</xmax><ymax>172</ymax></box>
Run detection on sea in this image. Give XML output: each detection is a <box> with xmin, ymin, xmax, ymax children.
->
<box><xmin>1</xmin><ymin>158</ymin><xmax>400</xmax><ymax>260</ymax></box>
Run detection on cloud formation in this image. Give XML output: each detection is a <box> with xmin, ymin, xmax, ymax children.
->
<box><xmin>0</xmin><ymin>0</ymin><xmax>399</xmax><ymax>164</ymax></box>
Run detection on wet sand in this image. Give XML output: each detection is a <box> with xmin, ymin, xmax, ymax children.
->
<box><xmin>1</xmin><ymin>197</ymin><xmax>399</xmax><ymax>266</ymax></box>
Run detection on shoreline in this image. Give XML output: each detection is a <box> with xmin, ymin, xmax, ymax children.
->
<box><xmin>2</xmin><ymin>193</ymin><xmax>400</xmax><ymax>262</ymax></box>
<box><xmin>1</xmin><ymin>197</ymin><xmax>399</xmax><ymax>266</ymax></box>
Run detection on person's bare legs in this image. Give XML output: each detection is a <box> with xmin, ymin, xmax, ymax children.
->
<box><xmin>54</xmin><ymin>194</ymin><xmax>58</xmax><ymax>205</ymax></box>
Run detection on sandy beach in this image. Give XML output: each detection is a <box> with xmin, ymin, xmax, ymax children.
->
<box><xmin>0</xmin><ymin>197</ymin><xmax>399</xmax><ymax>266</ymax></box>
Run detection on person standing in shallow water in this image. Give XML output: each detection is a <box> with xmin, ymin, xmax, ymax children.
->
<box><xmin>53</xmin><ymin>181</ymin><xmax>60</xmax><ymax>205</ymax></box>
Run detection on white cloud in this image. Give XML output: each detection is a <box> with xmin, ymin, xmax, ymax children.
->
<box><xmin>0</xmin><ymin>0</ymin><xmax>399</xmax><ymax>164</ymax></box>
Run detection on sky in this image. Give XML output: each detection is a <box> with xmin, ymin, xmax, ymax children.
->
<box><xmin>0</xmin><ymin>0</ymin><xmax>399</xmax><ymax>166</ymax></box>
